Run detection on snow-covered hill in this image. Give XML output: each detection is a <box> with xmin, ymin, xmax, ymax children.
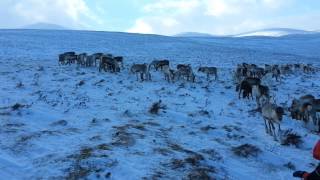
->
<box><xmin>22</xmin><ymin>23</ymin><xmax>67</xmax><ymax>30</ymax></box>
<box><xmin>235</xmin><ymin>28</ymin><xmax>315</xmax><ymax>37</ymax></box>
<box><xmin>174</xmin><ymin>32</ymin><xmax>215</xmax><ymax>37</ymax></box>
<box><xmin>175</xmin><ymin>28</ymin><xmax>317</xmax><ymax>38</ymax></box>
<box><xmin>0</xmin><ymin>29</ymin><xmax>319</xmax><ymax>179</ymax></box>
<box><xmin>183</xmin><ymin>32</ymin><xmax>320</xmax><ymax>59</ymax></box>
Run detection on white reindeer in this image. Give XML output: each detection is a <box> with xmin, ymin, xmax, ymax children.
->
<box><xmin>261</xmin><ymin>97</ymin><xmax>285</xmax><ymax>141</ymax></box>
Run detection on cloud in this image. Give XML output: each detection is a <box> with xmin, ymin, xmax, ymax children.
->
<box><xmin>128</xmin><ymin>16</ymin><xmax>184</xmax><ymax>35</ymax></box>
<box><xmin>262</xmin><ymin>0</ymin><xmax>291</xmax><ymax>8</ymax></box>
<box><xmin>143</xmin><ymin>0</ymin><xmax>200</xmax><ymax>14</ymax></box>
<box><xmin>127</xmin><ymin>0</ymin><xmax>312</xmax><ymax>35</ymax></box>
<box><xmin>127</xmin><ymin>19</ymin><xmax>154</xmax><ymax>34</ymax></box>
<box><xmin>0</xmin><ymin>0</ymin><xmax>105</xmax><ymax>29</ymax></box>
<box><xmin>204</xmin><ymin>0</ymin><xmax>239</xmax><ymax>17</ymax></box>
<box><xmin>203</xmin><ymin>0</ymin><xmax>290</xmax><ymax>17</ymax></box>
<box><xmin>162</xmin><ymin>18</ymin><xmax>179</xmax><ymax>27</ymax></box>
<box><xmin>0</xmin><ymin>0</ymin><xmax>317</xmax><ymax>35</ymax></box>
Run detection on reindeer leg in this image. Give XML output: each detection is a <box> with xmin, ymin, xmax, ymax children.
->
<box><xmin>312</xmin><ymin>114</ymin><xmax>315</xmax><ymax>125</ymax></box>
<box><xmin>264</xmin><ymin>118</ymin><xmax>268</xmax><ymax>134</ymax></box>
<box><xmin>247</xmin><ymin>92</ymin><xmax>250</xmax><ymax>99</ymax></box>
<box><xmin>268</xmin><ymin>121</ymin><xmax>272</xmax><ymax>135</ymax></box>
<box><xmin>271</xmin><ymin>122</ymin><xmax>277</xmax><ymax>141</ymax></box>
<box><xmin>312</xmin><ymin>113</ymin><xmax>316</xmax><ymax>126</ymax></box>
<box><xmin>268</xmin><ymin>120</ymin><xmax>273</xmax><ymax>135</ymax></box>
<box><xmin>318</xmin><ymin>117</ymin><xmax>320</xmax><ymax>132</ymax></box>
<box><xmin>268</xmin><ymin>121</ymin><xmax>273</xmax><ymax>136</ymax></box>
<box><xmin>256</xmin><ymin>97</ymin><xmax>260</xmax><ymax>108</ymax></box>
<box><xmin>278</xmin><ymin>124</ymin><xmax>281</xmax><ymax>140</ymax></box>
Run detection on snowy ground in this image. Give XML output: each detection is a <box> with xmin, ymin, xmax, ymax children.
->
<box><xmin>0</xmin><ymin>29</ymin><xmax>320</xmax><ymax>179</ymax></box>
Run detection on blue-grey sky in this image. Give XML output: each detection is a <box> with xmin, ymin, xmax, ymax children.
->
<box><xmin>0</xmin><ymin>0</ymin><xmax>319</xmax><ymax>35</ymax></box>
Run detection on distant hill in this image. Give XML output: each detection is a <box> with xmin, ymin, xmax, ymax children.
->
<box><xmin>174</xmin><ymin>32</ymin><xmax>215</xmax><ymax>37</ymax></box>
<box><xmin>22</xmin><ymin>23</ymin><xmax>67</xmax><ymax>30</ymax></box>
<box><xmin>234</xmin><ymin>28</ymin><xmax>316</xmax><ymax>37</ymax></box>
<box><xmin>175</xmin><ymin>28</ymin><xmax>318</xmax><ymax>38</ymax></box>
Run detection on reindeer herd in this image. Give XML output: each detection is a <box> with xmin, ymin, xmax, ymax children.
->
<box><xmin>235</xmin><ymin>63</ymin><xmax>318</xmax><ymax>141</ymax></box>
<box><xmin>58</xmin><ymin>52</ymin><xmax>218</xmax><ymax>82</ymax></box>
<box><xmin>58</xmin><ymin>52</ymin><xmax>318</xmax><ymax>142</ymax></box>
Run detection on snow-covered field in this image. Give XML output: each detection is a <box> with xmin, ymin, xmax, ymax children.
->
<box><xmin>0</xmin><ymin>29</ymin><xmax>320</xmax><ymax>179</ymax></box>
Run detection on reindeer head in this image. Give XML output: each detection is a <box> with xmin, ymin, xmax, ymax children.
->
<box><xmin>288</xmin><ymin>98</ymin><xmax>298</xmax><ymax>112</ymax></box>
<box><xmin>276</xmin><ymin>107</ymin><xmax>285</xmax><ymax>120</ymax></box>
<box><xmin>236</xmin><ymin>84</ymin><xmax>240</xmax><ymax>92</ymax></box>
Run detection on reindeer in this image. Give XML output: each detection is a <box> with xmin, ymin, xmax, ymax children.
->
<box><xmin>236</xmin><ymin>80</ymin><xmax>253</xmax><ymax>99</ymax></box>
<box><xmin>59</xmin><ymin>52</ymin><xmax>77</xmax><ymax>65</ymax></box>
<box><xmin>294</xmin><ymin>64</ymin><xmax>302</xmax><ymax>71</ymax></box>
<box><xmin>303</xmin><ymin>64</ymin><xmax>314</xmax><ymax>73</ymax></box>
<box><xmin>233</xmin><ymin>66</ymin><xmax>246</xmax><ymax>84</ymax></box>
<box><xmin>261</xmin><ymin>99</ymin><xmax>285</xmax><ymax>141</ymax></box>
<box><xmin>280</xmin><ymin>64</ymin><xmax>293</xmax><ymax>75</ymax></box>
<box><xmin>198</xmin><ymin>66</ymin><xmax>218</xmax><ymax>80</ymax></box>
<box><xmin>311</xmin><ymin>99</ymin><xmax>320</xmax><ymax>131</ymax></box>
<box><xmin>77</xmin><ymin>53</ymin><xmax>87</xmax><ymax>67</ymax></box>
<box><xmin>289</xmin><ymin>95</ymin><xmax>315</xmax><ymax>121</ymax></box>
<box><xmin>91</xmin><ymin>53</ymin><xmax>104</xmax><ymax>67</ymax></box>
<box><xmin>177</xmin><ymin>64</ymin><xmax>191</xmax><ymax>71</ymax></box>
<box><xmin>264</xmin><ymin>64</ymin><xmax>272</xmax><ymax>74</ymax></box>
<box><xmin>59</xmin><ymin>54</ymin><xmax>66</xmax><ymax>65</ymax></box>
<box><xmin>149</xmin><ymin>60</ymin><xmax>169</xmax><ymax>71</ymax></box>
<box><xmin>86</xmin><ymin>55</ymin><xmax>95</xmax><ymax>67</ymax></box>
<box><xmin>250</xmin><ymin>67</ymin><xmax>265</xmax><ymax>79</ymax></box>
<box><xmin>245</xmin><ymin>77</ymin><xmax>261</xmax><ymax>86</ymax></box>
<box><xmin>162</xmin><ymin>65</ymin><xmax>175</xmax><ymax>83</ymax></box>
<box><xmin>253</xmin><ymin>85</ymin><xmax>270</xmax><ymax>108</ymax></box>
<box><xmin>130</xmin><ymin>63</ymin><xmax>151</xmax><ymax>81</ymax></box>
<box><xmin>272</xmin><ymin>66</ymin><xmax>281</xmax><ymax>81</ymax></box>
<box><xmin>236</xmin><ymin>77</ymin><xmax>261</xmax><ymax>99</ymax></box>
<box><xmin>114</xmin><ymin>56</ymin><xmax>124</xmax><ymax>68</ymax></box>
<box><xmin>302</xmin><ymin>99</ymin><xmax>320</xmax><ymax>131</ymax></box>
<box><xmin>243</xmin><ymin>64</ymin><xmax>262</xmax><ymax>78</ymax></box>
<box><xmin>174</xmin><ymin>65</ymin><xmax>195</xmax><ymax>82</ymax></box>
<box><xmin>99</xmin><ymin>56</ymin><xmax>120</xmax><ymax>73</ymax></box>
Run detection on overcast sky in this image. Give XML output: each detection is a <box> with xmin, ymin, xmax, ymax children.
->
<box><xmin>0</xmin><ymin>0</ymin><xmax>319</xmax><ymax>35</ymax></box>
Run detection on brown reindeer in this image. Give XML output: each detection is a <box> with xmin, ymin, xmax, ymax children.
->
<box><xmin>130</xmin><ymin>63</ymin><xmax>151</xmax><ymax>81</ymax></box>
<box><xmin>289</xmin><ymin>95</ymin><xmax>315</xmax><ymax>121</ymax></box>
<box><xmin>59</xmin><ymin>52</ymin><xmax>77</xmax><ymax>65</ymax></box>
<box><xmin>99</xmin><ymin>56</ymin><xmax>120</xmax><ymax>73</ymax></box>
<box><xmin>174</xmin><ymin>65</ymin><xmax>195</xmax><ymax>82</ymax></box>
<box><xmin>253</xmin><ymin>85</ymin><xmax>270</xmax><ymax>108</ymax></box>
<box><xmin>236</xmin><ymin>77</ymin><xmax>260</xmax><ymax>99</ymax></box>
<box><xmin>198</xmin><ymin>66</ymin><xmax>218</xmax><ymax>80</ymax></box>
<box><xmin>149</xmin><ymin>60</ymin><xmax>169</xmax><ymax>71</ymax></box>
<box><xmin>162</xmin><ymin>65</ymin><xmax>175</xmax><ymax>83</ymax></box>
<box><xmin>236</xmin><ymin>80</ymin><xmax>253</xmax><ymax>99</ymax></box>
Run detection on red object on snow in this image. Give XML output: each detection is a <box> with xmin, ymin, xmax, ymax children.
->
<box><xmin>313</xmin><ymin>140</ymin><xmax>320</xmax><ymax>160</ymax></box>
